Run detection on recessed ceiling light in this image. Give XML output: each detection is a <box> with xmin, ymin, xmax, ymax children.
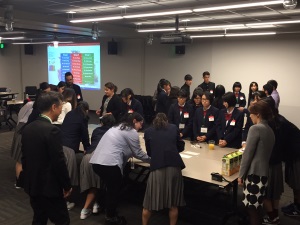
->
<box><xmin>118</xmin><ymin>5</ymin><xmax>130</xmax><ymax>8</ymax></box>
<box><xmin>67</xmin><ymin>11</ymin><xmax>76</xmax><ymax>14</ymax></box>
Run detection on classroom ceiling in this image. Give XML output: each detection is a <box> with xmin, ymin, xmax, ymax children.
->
<box><xmin>0</xmin><ymin>0</ymin><xmax>300</xmax><ymax>43</ymax></box>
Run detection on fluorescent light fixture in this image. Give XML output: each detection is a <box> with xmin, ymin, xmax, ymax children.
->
<box><xmin>193</xmin><ymin>0</ymin><xmax>283</xmax><ymax>12</ymax></box>
<box><xmin>124</xmin><ymin>10</ymin><xmax>192</xmax><ymax>19</ymax></box>
<box><xmin>0</xmin><ymin>37</ymin><xmax>24</xmax><ymax>40</ymax></box>
<box><xmin>118</xmin><ymin>5</ymin><xmax>130</xmax><ymax>8</ymax></box>
<box><xmin>12</xmin><ymin>41</ymin><xmax>74</xmax><ymax>45</ymax></box>
<box><xmin>246</xmin><ymin>20</ymin><xmax>300</xmax><ymax>26</ymax></box>
<box><xmin>191</xmin><ymin>35</ymin><xmax>224</xmax><ymax>38</ymax></box>
<box><xmin>67</xmin><ymin>11</ymin><xmax>76</xmax><ymax>14</ymax></box>
<box><xmin>137</xmin><ymin>28</ymin><xmax>176</xmax><ymax>32</ymax></box>
<box><xmin>246</xmin><ymin>24</ymin><xmax>276</xmax><ymax>28</ymax></box>
<box><xmin>70</xmin><ymin>16</ymin><xmax>123</xmax><ymax>23</ymax></box>
<box><xmin>181</xmin><ymin>19</ymin><xmax>191</xmax><ymax>22</ymax></box>
<box><xmin>225</xmin><ymin>32</ymin><xmax>276</xmax><ymax>37</ymax></box>
<box><xmin>186</xmin><ymin>24</ymin><xmax>245</xmax><ymax>30</ymax></box>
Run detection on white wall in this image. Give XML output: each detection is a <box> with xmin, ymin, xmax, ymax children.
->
<box><xmin>0</xmin><ymin>36</ymin><xmax>300</xmax><ymax>127</ymax></box>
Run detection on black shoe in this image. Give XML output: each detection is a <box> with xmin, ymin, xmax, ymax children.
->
<box><xmin>105</xmin><ymin>216</ymin><xmax>127</xmax><ymax>225</ymax></box>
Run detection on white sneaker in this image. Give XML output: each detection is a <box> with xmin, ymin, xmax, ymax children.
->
<box><xmin>66</xmin><ymin>201</ymin><xmax>75</xmax><ymax>210</ymax></box>
<box><xmin>80</xmin><ymin>208</ymin><xmax>92</xmax><ymax>220</ymax></box>
<box><xmin>92</xmin><ymin>202</ymin><xmax>100</xmax><ymax>214</ymax></box>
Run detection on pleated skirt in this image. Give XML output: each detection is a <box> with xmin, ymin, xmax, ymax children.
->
<box><xmin>266</xmin><ymin>162</ymin><xmax>284</xmax><ymax>199</ymax></box>
<box><xmin>80</xmin><ymin>152</ymin><xmax>104</xmax><ymax>193</ymax></box>
<box><xmin>285</xmin><ymin>159</ymin><xmax>300</xmax><ymax>189</ymax></box>
<box><xmin>10</xmin><ymin>122</ymin><xmax>26</xmax><ymax>163</ymax></box>
<box><xmin>63</xmin><ymin>146</ymin><xmax>78</xmax><ymax>186</ymax></box>
<box><xmin>143</xmin><ymin>167</ymin><xmax>186</xmax><ymax>211</ymax></box>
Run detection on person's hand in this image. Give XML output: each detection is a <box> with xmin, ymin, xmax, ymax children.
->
<box><xmin>196</xmin><ymin>136</ymin><xmax>201</xmax><ymax>141</ymax></box>
<box><xmin>242</xmin><ymin>143</ymin><xmax>246</xmax><ymax>148</ymax></box>
<box><xmin>238</xmin><ymin>178</ymin><xmax>243</xmax><ymax>186</ymax></box>
<box><xmin>238</xmin><ymin>107</ymin><xmax>244</xmax><ymax>112</ymax></box>
<box><xmin>180</xmin><ymin>133</ymin><xmax>183</xmax><ymax>138</ymax></box>
<box><xmin>199</xmin><ymin>136</ymin><xmax>207</xmax><ymax>142</ymax></box>
<box><xmin>63</xmin><ymin>188</ymin><xmax>72</xmax><ymax>198</ymax></box>
<box><xmin>96</xmin><ymin>109</ymin><xmax>101</xmax><ymax>116</ymax></box>
<box><xmin>219</xmin><ymin>140</ymin><xmax>227</xmax><ymax>147</ymax></box>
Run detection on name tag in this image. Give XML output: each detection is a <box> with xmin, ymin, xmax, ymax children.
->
<box><xmin>179</xmin><ymin>123</ymin><xmax>185</xmax><ymax>129</ymax></box>
<box><xmin>235</xmin><ymin>104</ymin><xmax>239</xmax><ymax>107</ymax></box>
<box><xmin>184</xmin><ymin>112</ymin><xmax>189</xmax><ymax>118</ymax></box>
<box><xmin>77</xmin><ymin>94</ymin><xmax>81</xmax><ymax>99</ymax></box>
<box><xmin>230</xmin><ymin>120</ymin><xmax>236</xmax><ymax>126</ymax></box>
<box><xmin>240</xmin><ymin>97</ymin><xmax>244</xmax><ymax>100</ymax></box>
<box><xmin>128</xmin><ymin>109</ymin><xmax>134</xmax><ymax>113</ymax></box>
<box><xmin>209</xmin><ymin>116</ymin><xmax>214</xmax><ymax>121</ymax></box>
<box><xmin>201</xmin><ymin>127</ymin><xmax>208</xmax><ymax>133</ymax></box>
<box><xmin>210</xmin><ymin>90</ymin><xmax>214</xmax><ymax>94</ymax></box>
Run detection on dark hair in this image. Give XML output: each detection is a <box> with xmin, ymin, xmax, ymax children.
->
<box><xmin>192</xmin><ymin>90</ymin><xmax>203</xmax><ymax>100</ymax></box>
<box><xmin>39</xmin><ymin>82</ymin><xmax>50</xmax><ymax>91</ymax></box>
<box><xmin>105</xmin><ymin>82</ymin><xmax>118</xmax><ymax>93</ymax></box>
<box><xmin>263</xmin><ymin>83</ymin><xmax>273</xmax><ymax>95</ymax></box>
<box><xmin>37</xmin><ymin>91</ymin><xmax>63</xmax><ymax>113</ymax></box>
<box><xmin>203</xmin><ymin>71</ymin><xmax>210</xmax><ymax>77</ymax></box>
<box><xmin>76</xmin><ymin>101</ymin><xmax>89</xmax><ymax>120</ymax></box>
<box><xmin>193</xmin><ymin>86</ymin><xmax>203</xmax><ymax>96</ymax></box>
<box><xmin>184</xmin><ymin>74</ymin><xmax>193</xmax><ymax>81</ymax></box>
<box><xmin>120</xmin><ymin>88</ymin><xmax>134</xmax><ymax>99</ymax></box>
<box><xmin>260</xmin><ymin>97</ymin><xmax>279</xmax><ymax>129</ymax></box>
<box><xmin>62</xmin><ymin>88</ymin><xmax>77</xmax><ymax>109</ymax></box>
<box><xmin>222</xmin><ymin>92</ymin><xmax>236</xmax><ymax>108</ymax></box>
<box><xmin>119</xmin><ymin>112</ymin><xmax>144</xmax><ymax>131</ymax></box>
<box><xmin>101</xmin><ymin>114</ymin><xmax>116</xmax><ymax>128</ymax></box>
<box><xmin>57</xmin><ymin>81</ymin><xmax>66</xmax><ymax>88</ymax></box>
<box><xmin>65</xmin><ymin>72</ymin><xmax>73</xmax><ymax>77</ymax></box>
<box><xmin>232</xmin><ymin>82</ymin><xmax>242</xmax><ymax>92</ymax></box>
<box><xmin>253</xmin><ymin>91</ymin><xmax>266</xmax><ymax>101</ymax></box>
<box><xmin>49</xmin><ymin>84</ymin><xmax>57</xmax><ymax>91</ymax></box>
<box><xmin>157</xmin><ymin>79</ymin><xmax>171</xmax><ymax>93</ymax></box>
<box><xmin>177</xmin><ymin>89</ymin><xmax>188</xmax><ymax>98</ymax></box>
<box><xmin>249</xmin><ymin>100</ymin><xmax>274</xmax><ymax>121</ymax></box>
<box><xmin>248</xmin><ymin>82</ymin><xmax>259</xmax><ymax>106</ymax></box>
<box><xmin>202</xmin><ymin>91</ymin><xmax>214</xmax><ymax>104</ymax></box>
<box><xmin>169</xmin><ymin>86</ymin><xmax>180</xmax><ymax>99</ymax></box>
<box><xmin>153</xmin><ymin>113</ymin><xmax>168</xmax><ymax>129</ymax></box>
<box><xmin>267</xmin><ymin>80</ymin><xmax>278</xmax><ymax>89</ymax></box>
<box><xmin>214</xmin><ymin>85</ymin><xmax>225</xmax><ymax>98</ymax></box>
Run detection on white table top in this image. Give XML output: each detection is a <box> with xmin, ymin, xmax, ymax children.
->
<box><xmin>7</xmin><ymin>100</ymin><xmax>24</xmax><ymax>105</ymax></box>
<box><xmin>0</xmin><ymin>92</ymin><xmax>18</xmax><ymax>96</ymax></box>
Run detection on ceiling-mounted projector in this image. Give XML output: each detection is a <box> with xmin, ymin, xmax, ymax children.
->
<box><xmin>283</xmin><ymin>0</ymin><xmax>297</xmax><ymax>10</ymax></box>
<box><xmin>160</xmin><ymin>32</ymin><xmax>192</xmax><ymax>44</ymax></box>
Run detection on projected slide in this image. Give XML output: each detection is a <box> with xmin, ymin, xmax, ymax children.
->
<box><xmin>47</xmin><ymin>43</ymin><xmax>101</xmax><ymax>90</ymax></box>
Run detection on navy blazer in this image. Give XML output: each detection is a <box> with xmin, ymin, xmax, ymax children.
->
<box><xmin>85</xmin><ymin>126</ymin><xmax>110</xmax><ymax>154</ymax></box>
<box><xmin>168</xmin><ymin>102</ymin><xmax>194</xmax><ymax>138</ymax></box>
<box><xmin>21</xmin><ymin>117</ymin><xmax>71</xmax><ymax>197</ymax></box>
<box><xmin>100</xmin><ymin>94</ymin><xmax>122</xmax><ymax>121</ymax></box>
<box><xmin>235</xmin><ymin>92</ymin><xmax>246</xmax><ymax>108</ymax></box>
<box><xmin>120</xmin><ymin>98</ymin><xmax>144</xmax><ymax>118</ymax></box>
<box><xmin>156</xmin><ymin>90</ymin><xmax>171</xmax><ymax>115</ymax></box>
<box><xmin>193</xmin><ymin>106</ymin><xmax>219</xmax><ymax>142</ymax></box>
<box><xmin>199</xmin><ymin>82</ymin><xmax>215</xmax><ymax>93</ymax></box>
<box><xmin>67</xmin><ymin>83</ymin><xmax>83</xmax><ymax>102</ymax></box>
<box><xmin>216</xmin><ymin>108</ymin><xmax>243</xmax><ymax>148</ymax></box>
<box><xmin>144</xmin><ymin>124</ymin><xmax>185</xmax><ymax>171</ymax></box>
<box><xmin>61</xmin><ymin>109</ymin><xmax>90</xmax><ymax>153</ymax></box>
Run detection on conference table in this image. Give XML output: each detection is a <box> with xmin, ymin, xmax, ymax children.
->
<box><xmin>0</xmin><ymin>92</ymin><xmax>18</xmax><ymax>100</ymax></box>
<box><xmin>85</xmin><ymin>124</ymin><xmax>240</xmax><ymax>207</ymax></box>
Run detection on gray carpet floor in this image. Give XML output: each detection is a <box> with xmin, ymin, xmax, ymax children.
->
<box><xmin>0</xmin><ymin>113</ymin><xmax>300</xmax><ymax>225</ymax></box>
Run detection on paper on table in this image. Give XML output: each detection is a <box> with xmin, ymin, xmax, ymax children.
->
<box><xmin>180</xmin><ymin>153</ymin><xmax>192</xmax><ymax>159</ymax></box>
<box><xmin>184</xmin><ymin>151</ymin><xmax>200</xmax><ymax>156</ymax></box>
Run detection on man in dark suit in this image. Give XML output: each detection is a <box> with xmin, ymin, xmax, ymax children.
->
<box><xmin>65</xmin><ymin>71</ymin><xmax>83</xmax><ymax>102</ymax></box>
<box><xmin>21</xmin><ymin>91</ymin><xmax>72</xmax><ymax>225</ymax></box>
<box><xmin>198</xmin><ymin>71</ymin><xmax>215</xmax><ymax>94</ymax></box>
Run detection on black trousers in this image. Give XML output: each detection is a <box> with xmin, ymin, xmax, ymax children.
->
<box><xmin>30</xmin><ymin>196</ymin><xmax>70</xmax><ymax>225</ymax></box>
<box><xmin>92</xmin><ymin>164</ymin><xmax>123</xmax><ymax>218</ymax></box>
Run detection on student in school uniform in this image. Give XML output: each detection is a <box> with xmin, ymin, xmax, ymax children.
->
<box><xmin>120</xmin><ymin>88</ymin><xmax>143</xmax><ymax>119</ymax></box>
<box><xmin>156</xmin><ymin>79</ymin><xmax>171</xmax><ymax>115</ymax></box>
<box><xmin>180</xmin><ymin>74</ymin><xmax>193</xmax><ymax>101</ymax></box>
<box><xmin>216</xmin><ymin>92</ymin><xmax>244</xmax><ymax>149</ymax></box>
<box><xmin>193</xmin><ymin>91</ymin><xmax>219</xmax><ymax>143</ymax></box>
<box><xmin>168</xmin><ymin>90</ymin><xmax>193</xmax><ymax>139</ymax></box>
<box><xmin>247</xmin><ymin>82</ymin><xmax>259</xmax><ymax>107</ymax></box>
<box><xmin>198</xmin><ymin>71</ymin><xmax>215</xmax><ymax>94</ymax></box>
<box><xmin>212</xmin><ymin>84</ymin><xmax>225</xmax><ymax>110</ymax></box>
<box><xmin>96</xmin><ymin>82</ymin><xmax>122</xmax><ymax>122</ymax></box>
<box><xmin>232</xmin><ymin>82</ymin><xmax>246</xmax><ymax>112</ymax></box>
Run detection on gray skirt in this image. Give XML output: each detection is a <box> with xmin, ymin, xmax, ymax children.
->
<box><xmin>10</xmin><ymin>122</ymin><xmax>26</xmax><ymax>163</ymax></box>
<box><xmin>266</xmin><ymin>162</ymin><xmax>284</xmax><ymax>200</ymax></box>
<box><xmin>63</xmin><ymin>146</ymin><xmax>78</xmax><ymax>186</ymax></box>
<box><xmin>285</xmin><ymin>159</ymin><xmax>300</xmax><ymax>189</ymax></box>
<box><xmin>143</xmin><ymin>167</ymin><xmax>186</xmax><ymax>211</ymax></box>
<box><xmin>80</xmin><ymin>152</ymin><xmax>103</xmax><ymax>193</ymax></box>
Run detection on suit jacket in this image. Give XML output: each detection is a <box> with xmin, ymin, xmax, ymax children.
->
<box><xmin>234</xmin><ymin>92</ymin><xmax>246</xmax><ymax>108</ymax></box>
<box><xmin>100</xmin><ymin>94</ymin><xmax>122</xmax><ymax>121</ymax></box>
<box><xmin>144</xmin><ymin>124</ymin><xmax>185</xmax><ymax>171</ymax></box>
<box><xmin>198</xmin><ymin>82</ymin><xmax>215</xmax><ymax>94</ymax></box>
<box><xmin>168</xmin><ymin>102</ymin><xmax>193</xmax><ymax>138</ymax></box>
<box><xmin>21</xmin><ymin>117</ymin><xmax>71</xmax><ymax>197</ymax></box>
<box><xmin>180</xmin><ymin>83</ymin><xmax>190</xmax><ymax>100</ymax></box>
<box><xmin>239</xmin><ymin>121</ymin><xmax>275</xmax><ymax>179</ymax></box>
<box><xmin>120</xmin><ymin>98</ymin><xmax>144</xmax><ymax>118</ymax></box>
<box><xmin>193</xmin><ymin>106</ymin><xmax>219</xmax><ymax>142</ymax></box>
<box><xmin>61</xmin><ymin>109</ymin><xmax>90</xmax><ymax>152</ymax></box>
<box><xmin>216</xmin><ymin>108</ymin><xmax>243</xmax><ymax>148</ymax></box>
<box><xmin>156</xmin><ymin>90</ymin><xmax>171</xmax><ymax>115</ymax></box>
<box><xmin>86</xmin><ymin>126</ymin><xmax>110</xmax><ymax>154</ymax></box>
<box><xmin>68</xmin><ymin>83</ymin><xmax>83</xmax><ymax>102</ymax></box>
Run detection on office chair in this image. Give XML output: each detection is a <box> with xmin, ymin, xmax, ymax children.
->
<box><xmin>24</xmin><ymin>86</ymin><xmax>37</xmax><ymax>101</ymax></box>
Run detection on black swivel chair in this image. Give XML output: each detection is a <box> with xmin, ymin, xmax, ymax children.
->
<box><xmin>24</xmin><ymin>86</ymin><xmax>37</xmax><ymax>101</ymax></box>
